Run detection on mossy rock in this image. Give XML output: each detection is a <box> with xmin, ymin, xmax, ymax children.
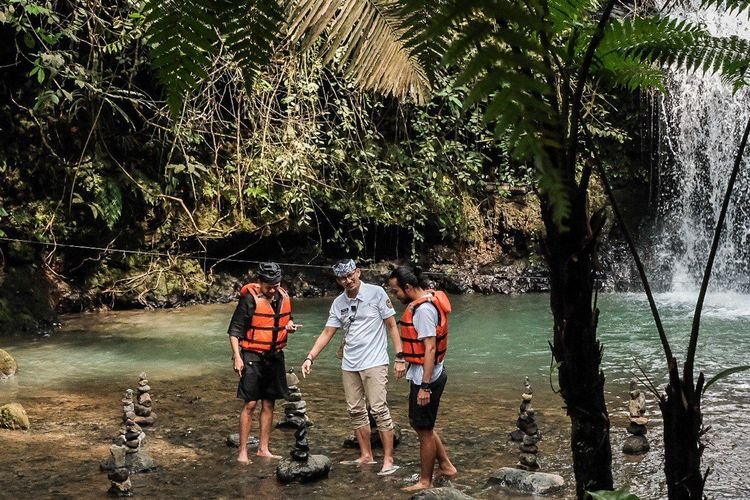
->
<box><xmin>0</xmin><ymin>403</ymin><xmax>30</xmax><ymax>430</ymax></box>
<box><xmin>0</xmin><ymin>349</ymin><xmax>17</xmax><ymax>378</ymax></box>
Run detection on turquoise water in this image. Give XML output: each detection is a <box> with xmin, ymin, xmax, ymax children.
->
<box><xmin>1</xmin><ymin>292</ymin><xmax>749</xmax><ymax>498</ymax></box>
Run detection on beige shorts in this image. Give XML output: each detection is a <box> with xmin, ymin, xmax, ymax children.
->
<box><xmin>342</xmin><ymin>365</ymin><xmax>394</xmax><ymax>431</ymax></box>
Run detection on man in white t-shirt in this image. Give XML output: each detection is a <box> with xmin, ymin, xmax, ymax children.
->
<box><xmin>301</xmin><ymin>259</ymin><xmax>405</xmax><ymax>476</ymax></box>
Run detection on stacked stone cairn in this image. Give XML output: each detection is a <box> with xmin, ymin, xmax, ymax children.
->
<box><xmin>277</xmin><ymin>369</ymin><xmax>311</xmax><ymax>429</ymax></box>
<box><xmin>107</xmin><ymin>443</ymin><xmax>132</xmax><ymax>497</ymax></box>
<box><xmin>102</xmin><ymin>377</ymin><xmax>156</xmax><ymax>493</ymax></box>
<box><xmin>509</xmin><ymin>377</ymin><xmax>541</xmax><ymax>471</ymax></box>
<box><xmin>276</xmin><ymin>370</ymin><xmax>331</xmax><ymax>483</ymax></box>
<box><xmin>132</xmin><ymin>373</ymin><xmax>157</xmax><ymax>427</ymax></box>
<box><xmin>622</xmin><ymin>379</ymin><xmax>650</xmax><ymax>455</ymax></box>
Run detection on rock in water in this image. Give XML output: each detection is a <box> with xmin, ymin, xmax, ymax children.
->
<box><xmin>0</xmin><ymin>349</ymin><xmax>17</xmax><ymax>379</ymax></box>
<box><xmin>622</xmin><ymin>435</ymin><xmax>650</xmax><ymax>455</ymax></box>
<box><xmin>226</xmin><ymin>433</ymin><xmax>260</xmax><ymax>449</ymax></box>
<box><xmin>276</xmin><ymin>454</ymin><xmax>331</xmax><ymax>483</ymax></box>
<box><xmin>0</xmin><ymin>403</ymin><xmax>30</xmax><ymax>430</ymax></box>
<box><xmin>486</xmin><ymin>467</ymin><xmax>565</xmax><ymax>495</ymax></box>
<box><xmin>408</xmin><ymin>487</ymin><xmax>475</xmax><ymax>499</ymax></box>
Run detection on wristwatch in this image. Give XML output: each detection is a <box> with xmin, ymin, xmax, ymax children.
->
<box><xmin>420</xmin><ymin>382</ymin><xmax>431</xmax><ymax>391</ymax></box>
<box><xmin>395</xmin><ymin>351</ymin><xmax>405</xmax><ymax>359</ymax></box>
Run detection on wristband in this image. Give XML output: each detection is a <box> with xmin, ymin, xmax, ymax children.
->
<box><xmin>394</xmin><ymin>359</ymin><xmax>406</xmax><ymax>364</ymax></box>
<box><xmin>304</xmin><ymin>356</ymin><xmax>314</xmax><ymax>364</ymax></box>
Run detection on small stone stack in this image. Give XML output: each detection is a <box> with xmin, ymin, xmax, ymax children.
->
<box><xmin>510</xmin><ymin>377</ymin><xmax>541</xmax><ymax>471</ymax></box>
<box><xmin>622</xmin><ymin>379</ymin><xmax>650</xmax><ymax>455</ymax></box>
<box><xmin>277</xmin><ymin>370</ymin><xmax>311</xmax><ymax>429</ymax></box>
<box><xmin>106</xmin><ymin>444</ymin><xmax>131</xmax><ymax>497</ymax></box>
<box><xmin>133</xmin><ymin>373</ymin><xmax>156</xmax><ymax>427</ymax></box>
<box><xmin>276</xmin><ymin>417</ymin><xmax>331</xmax><ymax>483</ymax></box>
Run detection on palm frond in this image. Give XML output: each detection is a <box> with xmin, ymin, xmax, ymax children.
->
<box><xmin>696</xmin><ymin>0</ymin><xmax>750</xmax><ymax>17</ymax></box>
<box><xmin>289</xmin><ymin>0</ymin><xmax>433</xmax><ymax>104</ymax></box>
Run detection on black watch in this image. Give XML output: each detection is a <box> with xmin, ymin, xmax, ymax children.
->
<box><xmin>420</xmin><ymin>382</ymin><xmax>431</xmax><ymax>391</ymax></box>
<box><xmin>395</xmin><ymin>351</ymin><xmax>405</xmax><ymax>360</ymax></box>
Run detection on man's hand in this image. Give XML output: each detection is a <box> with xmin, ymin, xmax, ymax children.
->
<box><xmin>301</xmin><ymin>358</ymin><xmax>313</xmax><ymax>378</ymax></box>
<box><xmin>286</xmin><ymin>321</ymin><xmax>303</xmax><ymax>333</ymax></box>
<box><xmin>394</xmin><ymin>361</ymin><xmax>406</xmax><ymax>379</ymax></box>
<box><xmin>233</xmin><ymin>353</ymin><xmax>244</xmax><ymax>376</ymax></box>
<box><xmin>417</xmin><ymin>388</ymin><xmax>431</xmax><ymax>406</ymax></box>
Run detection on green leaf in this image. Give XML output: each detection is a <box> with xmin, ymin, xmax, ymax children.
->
<box><xmin>703</xmin><ymin>365</ymin><xmax>750</xmax><ymax>395</ymax></box>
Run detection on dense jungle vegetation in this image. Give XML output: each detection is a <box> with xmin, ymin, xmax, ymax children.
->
<box><xmin>0</xmin><ymin>0</ymin><xmax>646</xmax><ymax>308</ymax></box>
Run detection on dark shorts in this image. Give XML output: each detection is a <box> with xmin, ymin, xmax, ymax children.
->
<box><xmin>409</xmin><ymin>370</ymin><xmax>447</xmax><ymax>430</ymax></box>
<box><xmin>237</xmin><ymin>350</ymin><xmax>288</xmax><ymax>402</ymax></box>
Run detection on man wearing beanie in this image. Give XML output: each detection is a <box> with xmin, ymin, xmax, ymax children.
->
<box><xmin>227</xmin><ymin>262</ymin><xmax>299</xmax><ymax>464</ymax></box>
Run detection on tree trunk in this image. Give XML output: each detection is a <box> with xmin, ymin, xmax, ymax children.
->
<box><xmin>542</xmin><ymin>192</ymin><xmax>613</xmax><ymax>498</ymax></box>
<box><xmin>661</xmin><ymin>365</ymin><xmax>706</xmax><ymax>499</ymax></box>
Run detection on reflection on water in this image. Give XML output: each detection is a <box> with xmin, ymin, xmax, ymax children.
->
<box><xmin>1</xmin><ymin>293</ymin><xmax>749</xmax><ymax>498</ymax></box>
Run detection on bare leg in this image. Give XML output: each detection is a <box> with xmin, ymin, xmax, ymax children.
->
<box><xmin>403</xmin><ymin>428</ymin><xmax>436</xmax><ymax>491</ymax></box>
<box><xmin>434</xmin><ymin>432</ymin><xmax>457</xmax><ymax>477</ymax></box>
<box><xmin>353</xmin><ymin>424</ymin><xmax>375</xmax><ymax>463</ymax></box>
<box><xmin>256</xmin><ymin>399</ymin><xmax>280</xmax><ymax>458</ymax></box>
<box><xmin>378</xmin><ymin>429</ymin><xmax>395</xmax><ymax>471</ymax></box>
<box><xmin>237</xmin><ymin>400</ymin><xmax>257</xmax><ymax>463</ymax></box>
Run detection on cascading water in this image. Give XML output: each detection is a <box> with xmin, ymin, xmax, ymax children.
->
<box><xmin>656</xmin><ymin>5</ymin><xmax>750</xmax><ymax>295</ymax></box>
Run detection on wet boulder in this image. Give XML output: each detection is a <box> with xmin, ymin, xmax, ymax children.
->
<box><xmin>622</xmin><ymin>435</ymin><xmax>650</xmax><ymax>455</ymax></box>
<box><xmin>0</xmin><ymin>402</ymin><xmax>30</xmax><ymax>430</ymax></box>
<box><xmin>276</xmin><ymin>454</ymin><xmax>331</xmax><ymax>483</ymax></box>
<box><xmin>408</xmin><ymin>487</ymin><xmax>474</xmax><ymax>500</ymax></box>
<box><xmin>486</xmin><ymin>467</ymin><xmax>564</xmax><ymax>495</ymax></box>
<box><xmin>226</xmin><ymin>433</ymin><xmax>259</xmax><ymax>449</ymax></box>
<box><xmin>0</xmin><ymin>349</ymin><xmax>17</xmax><ymax>379</ymax></box>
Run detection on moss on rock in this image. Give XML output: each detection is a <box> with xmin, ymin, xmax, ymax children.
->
<box><xmin>0</xmin><ymin>403</ymin><xmax>30</xmax><ymax>430</ymax></box>
<box><xmin>0</xmin><ymin>349</ymin><xmax>17</xmax><ymax>379</ymax></box>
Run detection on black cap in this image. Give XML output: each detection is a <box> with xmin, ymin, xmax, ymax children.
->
<box><xmin>257</xmin><ymin>262</ymin><xmax>282</xmax><ymax>284</ymax></box>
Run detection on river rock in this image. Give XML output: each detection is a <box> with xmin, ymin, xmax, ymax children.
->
<box><xmin>101</xmin><ymin>450</ymin><xmax>156</xmax><ymax>473</ymax></box>
<box><xmin>622</xmin><ymin>435</ymin><xmax>650</xmax><ymax>455</ymax></box>
<box><xmin>629</xmin><ymin>416</ymin><xmax>648</xmax><ymax>426</ymax></box>
<box><xmin>627</xmin><ymin>422</ymin><xmax>647</xmax><ymax>435</ymax></box>
<box><xmin>0</xmin><ymin>349</ymin><xmax>18</xmax><ymax>379</ymax></box>
<box><xmin>226</xmin><ymin>433</ymin><xmax>260</xmax><ymax>449</ymax></box>
<box><xmin>108</xmin><ymin>468</ymin><xmax>130</xmax><ymax>482</ymax></box>
<box><xmin>276</xmin><ymin>454</ymin><xmax>331</xmax><ymax>483</ymax></box>
<box><xmin>107</xmin><ymin>477</ymin><xmax>132</xmax><ymax>497</ymax></box>
<box><xmin>0</xmin><ymin>402</ymin><xmax>30</xmax><ymax>430</ymax></box>
<box><xmin>509</xmin><ymin>429</ymin><xmax>524</xmax><ymax>442</ymax></box>
<box><xmin>486</xmin><ymin>467</ymin><xmax>565</xmax><ymax>495</ymax></box>
<box><xmin>408</xmin><ymin>487</ymin><xmax>474</xmax><ymax>499</ymax></box>
<box><xmin>286</xmin><ymin>391</ymin><xmax>302</xmax><ymax>402</ymax></box>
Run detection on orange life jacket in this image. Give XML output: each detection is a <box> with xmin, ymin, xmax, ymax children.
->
<box><xmin>399</xmin><ymin>290</ymin><xmax>451</xmax><ymax>365</ymax></box>
<box><xmin>238</xmin><ymin>283</ymin><xmax>291</xmax><ymax>353</ymax></box>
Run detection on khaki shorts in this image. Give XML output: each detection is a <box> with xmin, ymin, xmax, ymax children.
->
<box><xmin>342</xmin><ymin>365</ymin><xmax>394</xmax><ymax>431</ymax></box>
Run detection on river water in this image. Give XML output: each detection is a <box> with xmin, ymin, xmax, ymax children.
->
<box><xmin>1</xmin><ymin>292</ymin><xmax>749</xmax><ymax>499</ymax></box>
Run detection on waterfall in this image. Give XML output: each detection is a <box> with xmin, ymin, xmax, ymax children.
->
<box><xmin>655</xmin><ymin>5</ymin><xmax>750</xmax><ymax>294</ymax></box>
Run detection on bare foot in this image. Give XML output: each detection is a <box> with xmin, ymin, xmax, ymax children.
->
<box><xmin>437</xmin><ymin>464</ymin><xmax>457</xmax><ymax>477</ymax></box>
<box><xmin>236</xmin><ymin>453</ymin><xmax>252</xmax><ymax>464</ymax></box>
<box><xmin>402</xmin><ymin>481</ymin><xmax>432</xmax><ymax>492</ymax></box>
<box><xmin>256</xmin><ymin>451</ymin><xmax>282</xmax><ymax>459</ymax></box>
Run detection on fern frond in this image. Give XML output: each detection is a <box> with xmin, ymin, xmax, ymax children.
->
<box><xmin>695</xmin><ymin>0</ymin><xmax>750</xmax><ymax>17</ymax></box>
<box><xmin>218</xmin><ymin>0</ymin><xmax>284</xmax><ymax>88</ymax></box>
<box><xmin>289</xmin><ymin>0</ymin><xmax>432</xmax><ymax>104</ymax></box>
<box><xmin>600</xmin><ymin>16</ymin><xmax>750</xmax><ymax>89</ymax></box>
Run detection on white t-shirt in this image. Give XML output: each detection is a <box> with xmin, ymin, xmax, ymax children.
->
<box><xmin>325</xmin><ymin>282</ymin><xmax>396</xmax><ymax>371</ymax></box>
<box><xmin>405</xmin><ymin>303</ymin><xmax>445</xmax><ymax>385</ymax></box>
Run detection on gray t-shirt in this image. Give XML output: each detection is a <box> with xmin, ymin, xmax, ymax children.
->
<box><xmin>405</xmin><ymin>303</ymin><xmax>445</xmax><ymax>385</ymax></box>
<box><xmin>325</xmin><ymin>282</ymin><xmax>396</xmax><ymax>371</ymax></box>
